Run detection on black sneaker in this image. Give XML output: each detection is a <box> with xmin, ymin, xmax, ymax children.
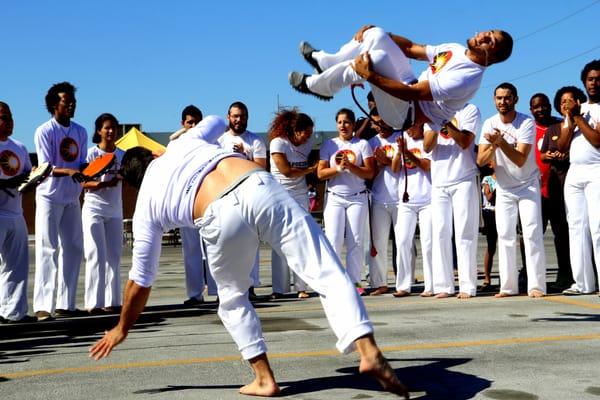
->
<box><xmin>54</xmin><ymin>309</ymin><xmax>84</xmax><ymax>318</ymax></box>
<box><xmin>299</xmin><ymin>41</ymin><xmax>323</xmax><ymax>73</ymax></box>
<box><xmin>183</xmin><ymin>297</ymin><xmax>204</xmax><ymax>306</ymax></box>
<box><xmin>35</xmin><ymin>310</ymin><xmax>53</xmax><ymax>321</ymax></box>
<box><xmin>288</xmin><ymin>71</ymin><xmax>333</xmax><ymax>101</ymax></box>
<box><xmin>8</xmin><ymin>315</ymin><xmax>37</xmax><ymax>324</ymax></box>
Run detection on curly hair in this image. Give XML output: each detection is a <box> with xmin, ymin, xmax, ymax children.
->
<box><xmin>268</xmin><ymin>108</ymin><xmax>313</xmax><ymax>143</ymax></box>
<box><xmin>45</xmin><ymin>81</ymin><xmax>76</xmax><ymax>114</ymax></box>
<box><xmin>553</xmin><ymin>86</ymin><xmax>587</xmax><ymax>114</ymax></box>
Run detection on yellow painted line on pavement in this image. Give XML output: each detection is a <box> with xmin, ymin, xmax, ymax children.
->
<box><xmin>543</xmin><ymin>296</ymin><xmax>600</xmax><ymax>309</ymax></box>
<box><xmin>3</xmin><ymin>332</ymin><xmax>600</xmax><ymax>380</ymax></box>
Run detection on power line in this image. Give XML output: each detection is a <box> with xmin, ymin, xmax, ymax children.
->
<box><xmin>516</xmin><ymin>0</ymin><xmax>600</xmax><ymax>41</ymax></box>
<box><xmin>482</xmin><ymin>45</ymin><xmax>600</xmax><ymax>88</ymax></box>
<box><xmin>507</xmin><ymin>45</ymin><xmax>600</xmax><ymax>83</ymax></box>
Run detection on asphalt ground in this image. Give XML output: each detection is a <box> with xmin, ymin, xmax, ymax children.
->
<box><xmin>1</xmin><ymin>234</ymin><xmax>599</xmax><ymax>400</ymax></box>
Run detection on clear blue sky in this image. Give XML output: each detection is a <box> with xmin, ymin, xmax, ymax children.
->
<box><xmin>3</xmin><ymin>1</ymin><xmax>599</xmax><ymax>150</ymax></box>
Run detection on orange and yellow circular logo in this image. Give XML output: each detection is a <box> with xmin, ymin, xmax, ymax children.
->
<box><xmin>0</xmin><ymin>150</ymin><xmax>21</xmax><ymax>176</ymax></box>
<box><xmin>334</xmin><ymin>149</ymin><xmax>357</xmax><ymax>165</ymax></box>
<box><xmin>429</xmin><ymin>51</ymin><xmax>453</xmax><ymax>74</ymax></box>
<box><xmin>379</xmin><ymin>144</ymin><xmax>395</xmax><ymax>158</ymax></box>
<box><xmin>59</xmin><ymin>137</ymin><xmax>79</xmax><ymax>162</ymax></box>
<box><xmin>405</xmin><ymin>148</ymin><xmax>422</xmax><ymax>169</ymax></box>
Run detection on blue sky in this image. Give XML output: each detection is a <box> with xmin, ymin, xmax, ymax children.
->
<box><xmin>3</xmin><ymin>1</ymin><xmax>599</xmax><ymax>150</ymax></box>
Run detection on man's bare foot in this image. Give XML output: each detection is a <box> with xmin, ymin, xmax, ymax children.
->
<box><xmin>239</xmin><ymin>379</ymin><xmax>280</xmax><ymax>397</ymax></box>
<box><xmin>359</xmin><ymin>352</ymin><xmax>409</xmax><ymax>398</ymax></box>
<box><xmin>420</xmin><ymin>291</ymin><xmax>433</xmax><ymax>297</ymax></box>
<box><xmin>355</xmin><ymin>335</ymin><xmax>409</xmax><ymax>398</ymax></box>
<box><xmin>435</xmin><ymin>292</ymin><xmax>451</xmax><ymax>299</ymax></box>
<box><xmin>456</xmin><ymin>292</ymin><xmax>472</xmax><ymax>299</ymax></box>
<box><xmin>494</xmin><ymin>292</ymin><xmax>515</xmax><ymax>298</ymax></box>
<box><xmin>392</xmin><ymin>290</ymin><xmax>409</xmax><ymax>298</ymax></box>
<box><xmin>297</xmin><ymin>291</ymin><xmax>309</xmax><ymax>299</ymax></box>
<box><xmin>370</xmin><ymin>286</ymin><xmax>389</xmax><ymax>296</ymax></box>
<box><xmin>528</xmin><ymin>289</ymin><xmax>545</xmax><ymax>298</ymax></box>
<box><xmin>241</xmin><ymin>353</ymin><xmax>280</xmax><ymax>397</ymax></box>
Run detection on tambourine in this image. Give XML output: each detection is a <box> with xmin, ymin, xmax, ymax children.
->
<box><xmin>82</xmin><ymin>153</ymin><xmax>116</xmax><ymax>179</ymax></box>
<box><xmin>18</xmin><ymin>162</ymin><xmax>52</xmax><ymax>193</ymax></box>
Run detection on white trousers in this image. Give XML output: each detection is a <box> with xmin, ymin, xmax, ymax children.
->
<box><xmin>495</xmin><ymin>181</ymin><xmax>546</xmax><ymax>295</ymax></box>
<box><xmin>431</xmin><ymin>179</ymin><xmax>480</xmax><ymax>295</ymax></box>
<box><xmin>271</xmin><ymin>192</ymin><xmax>309</xmax><ymax>293</ymax></box>
<box><xmin>395</xmin><ymin>203</ymin><xmax>433</xmax><ymax>292</ymax></box>
<box><xmin>367</xmin><ymin>202</ymin><xmax>399</xmax><ymax>288</ymax></box>
<box><xmin>564</xmin><ymin>164</ymin><xmax>600</xmax><ymax>293</ymax></box>
<box><xmin>197</xmin><ymin>171</ymin><xmax>372</xmax><ymax>359</ymax></box>
<box><xmin>34</xmin><ymin>197</ymin><xmax>83</xmax><ymax>312</ymax></box>
<box><xmin>0</xmin><ymin>215</ymin><xmax>29</xmax><ymax>320</ymax></box>
<box><xmin>307</xmin><ymin>27</ymin><xmax>416</xmax><ymax>129</ymax></box>
<box><xmin>323</xmin><ymin>191</ymin><xmax>369</xmax><ymax>285</ymax></box>
<box><xmin>180</xmin><ymin>227</ymin><xmax>206</xmax><ymax>299</ymax></box>
<box><xmin>82</xmin><ymin>206</ymin><xmax>122</xmax><ymax>310</ymax></box>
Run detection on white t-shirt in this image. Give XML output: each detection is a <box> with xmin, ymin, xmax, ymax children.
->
<box><xmin>426</xmin><ymin>103</ymin><xmax>480</xmax><ymax>187</ymax></box>
<box><xmin>398</xmin><ymin>136</ymin><xmax>432</xmax><ymax>206</ymax></box>
<box><xmin>479</xmin><ymin>112</ymin><xmax>538</xmax><ymax>189</ymax></box>
<box><xmin>320</xmin><ymin>137</ymin><xmax>373</xmax><ymax>195</ymax></box>
<box><xmin>368</xmin><ymin>131</ymin><xmax>401</xmax><ymax>204</ymax></box>
<box><xmin>0</xmin><ymin>138</ymin><xmax>31</xmax><ymax>217</ymax></box>
<box><xmin>34</xmin><ymin>118</ymin><xmax>87</xmax><ymax>203</ymax></box>
<box><xmin>83</xmin><ymin>146</ymin><xmax>125</xmax><ymax>218</ymax></box>
<box><xmin>418</xmin><ymin>43</ymin><xmax>486</xmax><ymax>130</ymax></box>
<box><xmin>129</xmin><ymin>116</ymin><xmax>243</xmax><ymax>287</ymax></box>
<box><xmin>218</xmin><ymin>130</ymin><xmax>266</xmax><ymax>162</ymax></box>
<box><xmin>269</xmin><ymin>136</ymin><xmax>312</xmax><ymax>198</ymax></box>
<box><xmin>569</xmin><ymin>102</ymin><xmax>600</xmax><ymax>165</ymax></box>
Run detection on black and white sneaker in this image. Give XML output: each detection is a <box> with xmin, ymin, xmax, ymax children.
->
<box><xmin>299</xmin><ymin>41</ymin><xmax>322</xmax><ymax>73</ymax></box>
<box><xmin>288</xmin><ymin>71</ymin><xmax>332</xmax><ymax>101</ymax></box>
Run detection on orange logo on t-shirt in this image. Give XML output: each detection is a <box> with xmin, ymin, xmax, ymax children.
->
<box><xmin>378</xmin><ymin>144</ymin><xmax>395</xmax><ymax>158</ymax></box>
<box><xmin>334</xmin><ymin>149</ymin><xmax>357</xmax><ymax>165</ymax></box>
<box><xmin>429</xmin><ymin>51</ymin><xmax>452</xmax><ymax>74</ymax></box>
<box><xmin>440</xmin><ymin>117</ymin><xmax>459</xmax><ymax>139</ymax></box>
<box><xmin>0</xmin><ymin>150</ymin><xmax>21</xmax><ymax>176</ymax></box>
<box><xmin>405</xmin><ymin>148</ymin><xmax>422</xmax><ymax>169</ymax></box>
<box><xmin>59</xmin><ymin>137</ymin><xmax>79</xmax><ymax>162</ymax></box>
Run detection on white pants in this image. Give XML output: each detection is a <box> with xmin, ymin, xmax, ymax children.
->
<box><xmin>564</xmin><ymin>164</ymin><xmax>600</xmax><ymax>293</ymax></box>
<box><xmin>82</xmin><ymin>206</ymin><xmax>122</xmax><ymax>310</ymax></box>
<box><xmin>271</xmin><ymin>192</ymin><xmax>309</xmax><ymax>293</ymax></box>
<box><xmin>495</xmin><ymin>181</ymin><xmax>546</xmax><ymax>295</ymax></box>
<box><xmin>323</xmin><ymin>191</ymin><xmax>369</xmax><ymax>285</ymax></box>
<box><xmin>34</xmin><ymin>197</ymin><xmax>83</xmax><ymax>312</ymax></box>
<box><xmin>0</xmin><ymin>215</ymin><xmax>29</xmax><ymax>320</ymax></box>
<box><xmin>197</xmin><ymin>171</ymin><xmax>372</xmax><ymax>359</ymax></box>
<box><xmin>431</xmin><ymin>179</ymin><xmax>480</xmax><ymax>295</ymax></box>
<box><xmin>367</xmin><ymin>202</ymin><xmax>399</xmax><ymax>288</ymax></box>
<box><xmin>307</xmin><ymin>27</ymin><xmax>416</xmax><ymax>129</ymax></box>
<box><xmin>180</xmin><ymin>227</ymin><xmax>206</xmax><ymax>299</ymax></box>
<box><xmin>396</xmin><ymin>203</ymin><xmax>433</xmax><ymax>292</ymax></box>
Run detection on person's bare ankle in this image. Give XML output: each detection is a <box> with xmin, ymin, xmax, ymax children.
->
<box><xmin>241</xmin><ymin>353</ymin><xmax>280</xmax><ymax>397</ymax></box>
<box><xmin>355</xmin><ymin>335</ymin><xmax>409</xmax><ymax>398</ymax></box>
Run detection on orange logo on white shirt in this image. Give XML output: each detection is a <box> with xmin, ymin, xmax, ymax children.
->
<box><xmin>59</xmin><ymin>137</ymin><xmax>79</xmax><ymax>162</ymax></box>
<box><xmin>405</xmin><ymin>148</ymin><xmax>422</xmax><ymax>169</ymax></box>
<box><xmin>429</xmin><ymin>51</ymin><xmax>452</xmax><ymax>74</ymax></box>
<box><xmin>0</xmin><ymin>150</ymin><xmax>21</xmax><ymax>176</ymax></box>
<box><xmin>378</xmin><ymin>144</ymin><xmax>395</xmax><ymax>158</ymax></box>
<box><xmin>334</xmin><ymin>149</ymin><xmax>357</xmax><ymax>165</ymax></box>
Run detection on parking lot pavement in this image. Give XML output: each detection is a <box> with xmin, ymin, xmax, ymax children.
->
<box><xmin>1</xmin><ymin>236</ymin><xmax>599</xmax><ymax>399</ymax></box>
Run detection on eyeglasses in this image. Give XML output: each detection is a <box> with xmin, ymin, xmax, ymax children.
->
<box><xmin>0</xmin><ymin>115</ymin><xmax>12</xmax><ymax>122</ymax></box>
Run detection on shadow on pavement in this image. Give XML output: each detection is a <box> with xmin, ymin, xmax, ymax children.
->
<box><xmin>132</xmin><ymin>357</ymin><xmax>490</xmax><ymax>399</ymax></box>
